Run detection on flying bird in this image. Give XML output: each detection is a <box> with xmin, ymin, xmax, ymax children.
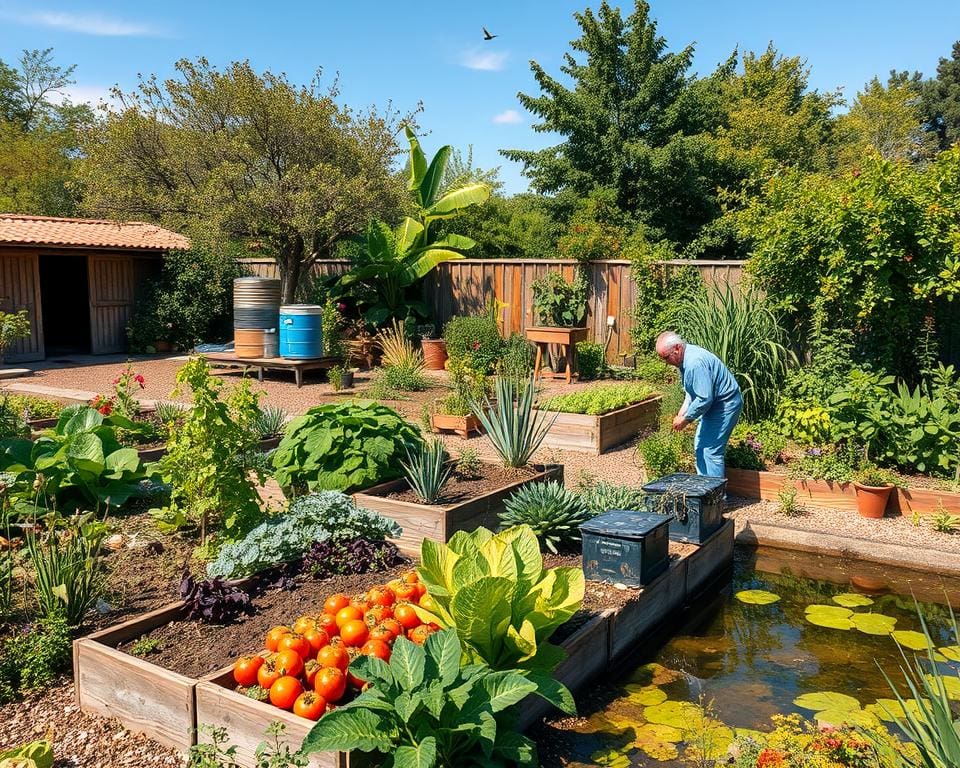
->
<box><xmin>483</xmin><ymin>26</ymin><xmax>497</xmax><ymax>41</ymax></box>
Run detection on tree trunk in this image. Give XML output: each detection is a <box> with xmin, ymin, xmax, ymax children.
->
<box><xmin>280</xmin><ymin>237</ymin><xmax>305</xmax><ymax>304</ymax></box>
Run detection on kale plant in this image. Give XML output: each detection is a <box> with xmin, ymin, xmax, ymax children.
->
<box><xmin>303</xmin><ymin>537</ymin><xmax>406</xmax><ymax>579</ymax></box>
<box><xmin>179</xmin><ymin>570</ymin><xmax>251</xmax><ymax>623</ymax></box>
<box><xmin>206</xmin><ymin>492</ymin><xmax>401</xmax><ymax>578</ymax></box>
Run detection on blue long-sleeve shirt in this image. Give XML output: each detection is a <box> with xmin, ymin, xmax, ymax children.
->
<box><xmin>679</xmin><ymin>344</ymin><xmax>741</xmax><ymax>421</ymax></box>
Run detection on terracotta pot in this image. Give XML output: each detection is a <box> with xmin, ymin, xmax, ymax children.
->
<box><xmin>421</xmin><ymin>338</ymin><xmax>448</xmax><ymax>370</ymax></box>
<box><xmin>431</xmin><ymin>412</ymin><xmax>481</xmax><ymax>439</ymax></box>
<box><xmin>154</xmin><ymin>340</ymin><xmax>173</xmax><ymax>354</ymax></box>
<box><xmin>853</xmin><ymin>482</ymin><xmax>893</xmax><ymax>519</ymax></box>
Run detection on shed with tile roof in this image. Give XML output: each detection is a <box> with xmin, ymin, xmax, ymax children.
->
<box><xmin>0</xmin><ymin>214</ymin><xmax>190</xmax><ymax>361</ymax></box>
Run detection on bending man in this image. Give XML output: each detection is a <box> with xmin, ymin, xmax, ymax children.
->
<box><xmin>655</xmin><ymin>331</ymin><xmax>742</xmax><ymax>478</ymax></box>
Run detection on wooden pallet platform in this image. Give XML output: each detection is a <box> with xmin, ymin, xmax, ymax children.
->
<box><xmin>201</xmin><ymin>351</ymin><xmax>338</xmax><ymax>388</ymax></box>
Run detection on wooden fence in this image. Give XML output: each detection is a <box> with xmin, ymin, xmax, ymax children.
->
<box><xmin>239</xmin><ymin>258</ymin><xmax>746</xmax><ymax>362</ymax></box>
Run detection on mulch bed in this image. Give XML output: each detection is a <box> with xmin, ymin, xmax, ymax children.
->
<box><xmin>115</xmin><ymin>564</ymin><xmax>410</xmax><ymax>679</ymax></box>
<box><xmin>383</xmin><ymin>464</ymin><xmax>536</xmax><ymax>505</ymax></box>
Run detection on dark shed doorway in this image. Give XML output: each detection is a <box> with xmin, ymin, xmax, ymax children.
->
<box><xmin>39</xmin><ymin>254</ymin><xmax>91</xmax><ymax>355</ymax></box>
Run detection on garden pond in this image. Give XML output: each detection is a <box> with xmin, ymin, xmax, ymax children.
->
<box><xmin>540</xmin><ymin>546</ymin><xmax>960</xmax><ymax>767</ymax></box>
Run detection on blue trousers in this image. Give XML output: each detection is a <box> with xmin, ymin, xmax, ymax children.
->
<box><xmin>695</xmin><ymin>394</ymin><xmax>743</xmax><ymax>478</ymax></box>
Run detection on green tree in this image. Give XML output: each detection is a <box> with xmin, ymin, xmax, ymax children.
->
<box><xmin>922</xmin><ymin>41</ymin><xmax>960</xmax><ymax>149</ymax></box>
<box><xmin>80</xmin><ymin>58</ymin><xmax>409</xmax><ymax>302</ymax></box>
<box><xmin>501</xmin><ymin>0</ymin><xmax>729</xmax><ymax>246</ymax></box>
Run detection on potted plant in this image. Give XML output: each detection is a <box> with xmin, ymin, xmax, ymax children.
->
<box><xmin>431</xmin><ymin>360</ymin><xmax>486</xmax><ymax>438</ymax></box>
<box><xmin>852</xmin><ymin>464</ymin><xmax>897</xmax><ymax>519</ymax></box>
<box><xmin>526</xmin><ymin>271</ymin><xmax>590</xmax><ymax>383</ymax></box>
<box><xmin>420</xmin><ymin>325</ymin><xmax>448</xmax><ymax>371</ymax></box>
<box><xmin>0</xmin><ymin>309</ymin><xmax>31</xmax><ymax>365</ymax></box>
<box><xmin>327</xmin><ymin>364</ymin><xmax>354</xmax><ymax>391</ymax></box>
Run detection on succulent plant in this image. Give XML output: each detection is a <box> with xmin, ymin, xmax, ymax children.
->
<box><xmin>500</xmin><ymin>480</ymin><xmax>594</xmax><ymax>554</ymax></box>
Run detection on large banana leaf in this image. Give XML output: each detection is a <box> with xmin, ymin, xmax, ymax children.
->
<box><xmin>424</xmin><ymin>183</ymin><xmax>491</xmax><ymax>220</ymax></box>
<box><xmin>395</xmin><ymin>217</ymin><xmax>424</xmax><ymax>253</ymax></box>
<box><xmin>405</xmin><ymin>126</ymin><xmax>428</xmax><ymax>197</ymax></box>
<box><xmin>419</xmin><ymin>144</ymin><xmax>452</xmax><ymax>209</ymax></box>
<box><xmin>400</xmin><ymin>248</ymin><xmax>465</xmax><ymax>283</ymax></box>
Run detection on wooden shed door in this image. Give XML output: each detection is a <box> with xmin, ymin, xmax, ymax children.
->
<box><xmin>0</xmin><ymin>249</ymin><xmax>44</xmax><ymax>361</ymax></box>
<box><xmin>88</xmin><ymin>255</ymin><xmax>136</xmax><ymax>354</ymax></box>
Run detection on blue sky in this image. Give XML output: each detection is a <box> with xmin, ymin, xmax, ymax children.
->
<box><xmin>2</xmin><ymin>1</ymin><xmax>960</xmax><ymax>194</ymax></box>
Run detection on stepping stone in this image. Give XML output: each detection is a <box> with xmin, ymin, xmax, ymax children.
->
<box><xmin>0</xmin><ymin>368</ymin><xmax>31</xmax><ymax>380</ymax></box>
<box><xmin>2</xmin><ymin>382</ymin><xmax>97</xmax><ymax>401</ymax></box>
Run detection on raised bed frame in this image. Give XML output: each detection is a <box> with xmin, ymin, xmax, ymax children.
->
<box><xmin>534</xmin><ymin>395</ymin><xmax>662</xmax><ymax>455</ymax></box>
<box><xmin>353</xmin><ymin>463</ymin><xmax>563</xmax><ymax>555</ymax></box>
<box><xmin>727</xmin><ymin>468</ymin><xmax>960</xmax><ymax>515</ymax></box>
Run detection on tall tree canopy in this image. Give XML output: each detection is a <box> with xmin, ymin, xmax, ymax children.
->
<box><xmin>922</xmin><ymin>41</ymin><xmax>960</xmax><ymax>149</ymax></box>
<box><xmin>80</xmin><ymin>58</ymin><xmax>409</xmax><ymax>301</ymax></box>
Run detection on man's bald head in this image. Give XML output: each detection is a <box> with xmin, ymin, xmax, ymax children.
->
<box><xmin>656</xmin><ymin>331</ymin><xmax>686</xmax><ymax>367</ymax></box>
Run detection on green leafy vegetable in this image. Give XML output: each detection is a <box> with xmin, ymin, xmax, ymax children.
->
<box><xmin>538</xmin><ymin>383</ymin><xmax>658</xmax><ymax>415</ymax></box>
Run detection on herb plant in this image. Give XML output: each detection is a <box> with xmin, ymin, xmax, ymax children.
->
<box><xmin>207</xmin><ymin>492</ymin><xmax>401</xmax><ymax>578</ymax></box>
<box><xmin>455</xmin><ymin>447</ymin><xmax>483</xmax><ymax>479</ymax></box>
<box><xmin>637</xmin><ymin>430</ymin><xmax>685</xmax><ymax>479</ymax></box>
<box><xmin>302</xmin><ymin>630</ymin><xmax>574</xmax><ymax>767</ymax></box>
<box><xmin>538</xmin><ymin>383</ymin><xmax>657</xmax><ymax>415</ymax></box>
<box><xmin>401</xmin><ymin>438</ymin><xmax>451</xmax><ymax>504</ymax></box>
<box><xmin>0</xmin><ymin>617</ymin><xmax>71</xmax><ymax>704</ymax></box>
<box><xmin>416</xmin><ymin>525</ymin><xmax>584</xmax><ymax>671</ymax></box>
<box><xmin>130</xmin><ymin>636</ymin><xmax>162</xmax><ymax>656</ymax></box>
<box><xmin>272</xmin><ymin>402</ymin><xmax>422</xmax><ymax>494</ymax></box>
<box><xmin>303</xmin><ymin>537</ymin><xmax>405</xmax><ymax>579</ymax></box>
<box><xmin>930</xmin><ymin>505</ymin><xmax>959</xmax><ymax>534</ymax></box>
<box><xmin>470</xmin><ymin>377</ymin><xmax>555</xmax><ymax>468</ymax></box>
<box><xmin>500</xmin><ymin>481</ymin><xmax>593</xmax><ymax>553</ymax></box>
<box><xmin>179</xmin><ymin>570</ymin><xmax>252</xmax><ymax>623</ymax></box>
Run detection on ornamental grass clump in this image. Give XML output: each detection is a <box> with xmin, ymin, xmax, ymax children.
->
<box><xmin>470</xmin><ymin>376</ymin><xmax>555</xmax><ymax>468</ymax></box>
<box><xmin>500</xmin><ymin>481</ymin><xmax>593</xmax><ymax>554</ymax></box>
<box><xmin>400</xmin><ymin>438</ymin><xmax>451</xmax><ymax>505</ymax></box>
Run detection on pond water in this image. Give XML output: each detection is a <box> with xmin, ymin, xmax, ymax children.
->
<box><xmin>542</xmin><ymin>546</ymin><xmax>960</xmax><ymax>767</ymax></box>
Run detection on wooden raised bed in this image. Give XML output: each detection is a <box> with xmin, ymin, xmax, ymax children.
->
<box><xmin>353</xmin><ymin>464</ymin><xmax>563</xmax><ymax>555</ymax></box>
<box><xmin>534</xmin><ymin>395</ymin><xmax>661</xmax><ymax>454</ymax></box>
<box><xmin>727</xmin><ymin>468</ymin><xmax>960</xmax><ymax>515</ymax></box>
<box><xmin>430</xmin><ymin>412</ymin><xmax>481</xmax><ymax>439</ymax></box>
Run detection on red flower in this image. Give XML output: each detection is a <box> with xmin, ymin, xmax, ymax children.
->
<box><xmin>756</xmin><ymin>749</ymin><xmax>785</xmax><ymax>768</ymax></box>
<box><xmin>134</xmin><ymin>374</ymin><xmax>146</xmax><ymax>388</ymax></box>
<box><xmin>471</xmin><ymin>340</ymin><xmax>481</xmax><ymax>351</ymax></box>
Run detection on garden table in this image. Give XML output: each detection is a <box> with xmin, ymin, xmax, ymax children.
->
<box><xmin>525</xmin><ymin>326</ymin><xmax>589</xmax><ymax>384</ymax></box>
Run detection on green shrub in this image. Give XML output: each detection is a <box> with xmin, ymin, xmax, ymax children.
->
<box><xmin>1</xmin><ymin>394</ymin><xmax>63</xmax><ymax>421</ymax></box>
<box><xmin>791</xmin><ymin>446</ymin><xmax>859</xmax><ymax>483</ymax></box>
<box><xmin>575</xmin><ymin>341</ymin><xmax>607</xmax><ymax>380</ymax></box>
<box><xmin>727</xmin><ymin>420</ymin><xmax>788</xmax><ymax>470</ymax></box>
<box><xmin>0</xmin><ymin>617</ymin><xmax>71</xmax><ymax>704</ymax></box>
<box><xmin>498</xmin><ymin>333</ymin><xmax>535</xmax><ymax>381</ymax></box>
<box><xmin>576</xmin><ymin>474</ymin><xmax>646</xmax><ymax>515</ymax></box>
<box><xmin>0</xmin><ymin>399</ymin><xmax>27</xmax><ymax>440</ymax></box>
<box><xmin>0</xmin><ymin>310</ymin><xmax>30</xmax><ymax>362</ymax></box>
<box><xmin>416</xmin><ymin>525</ymin><xmax>584</xmax><ymax>671</ymax></box>
<box><xmin>379</xmin><ymin>364</ymin><xmax>428</xmax><ymax>392</ymax></box>
<box><xmin>628</xmin><ymin>245</ymin><xmax>704</xmax><ymax>352</ymax></box>
<box><xmin>530</xmin><ymin>270</ymin><xmax>588</xmax><ymax>327</ymax></box>
<box><xmin>637</xmin><ymin>430</ymin><xmax>684</xmax><ymax>479</ymax></box>
<box><xmin>500</xmin><ymin>480</ymin><xmax>593</xmax><ymax>554</ymax></box>
<box><xmin>633</xmin><ymin>354</ymin><xmax>674</xmax><ymax>386</ymax></box>
<box><xmin>443</xmin><ymin>315</ymin><xmax>504</xmax><ymax>373</ymax></box>
<box><xmin>439</xmin><ymin>359</ymin><xmax>487</xmax><ymax>416</ymax></box>
<box><xmin>272</xmin><ymin>402</ymin><xmax>422</xmax><ymax>493</ymax></box>
<box><xmin>207</xmin><ymin>491</ymin><xmax>400</xmax><ymax>578</ymax></box>
<box><xmin>471</xmin><ymin>377</ymin><xmax>555</xmax><ymax>468</ymax></box>
<box><xmin>538</xmin><ymin>383</ymin><xmax>657</xmax><ymax>415</ymax></box>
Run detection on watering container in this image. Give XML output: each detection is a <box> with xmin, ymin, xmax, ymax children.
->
<box><xmin>580</xmin><ymin>510</ymin><xmax>671</xmax><ymax>587</ymax></box>
<box><xmin>279</xmin><ymin>305</ymin><xmax>323</xmax><ymax>359</ymax></box>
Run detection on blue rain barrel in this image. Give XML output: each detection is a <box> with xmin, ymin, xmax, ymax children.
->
<box><xmin>279</xmin><ymin>305</ymin><xmax>323</xmax><ymax>359</ymax></box>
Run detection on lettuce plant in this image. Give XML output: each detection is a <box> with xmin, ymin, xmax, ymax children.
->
<box><xmin>416</xmin><ymin>525</ymin><xmax>584</xmax><ymax>672</ymax></box>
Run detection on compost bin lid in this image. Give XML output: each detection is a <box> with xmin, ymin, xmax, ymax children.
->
<box><xmin>642</xmin><ymin>473</ymin><xmax>727</xmax><ymax>496</ymax></box>
<box><xmin>580</xmin><ymin>509</ymin><xmax>672</xmax><ymax>539</ymax></box>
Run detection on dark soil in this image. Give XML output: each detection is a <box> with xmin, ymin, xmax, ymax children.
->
<box><xmin>118</xmin><ymin>411</ymin><xmax>169</xmax><ymax>450</ymax></box>
<box><xmin>383</xmin><ymin>464</ymin><xmax>536</xmax><ymax>505</ymax></box>
<box><xmin>116</xmin><ymin>564</ymin><xmax>410</xmax><ymax>678</ymax></box>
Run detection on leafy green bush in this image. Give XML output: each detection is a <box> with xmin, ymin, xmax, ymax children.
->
<box><xmin>637</xmin><ymin>430</ymin><xmax>685</xmax><ymax>479</ymax></box>
<box><xmin>27</xmin><ymin>516</ymin><xmax>104</xmax><ymax>625</ymax></box>
<box><xmin>500</xmin><ymin>481</ymin><xmax>593</xmax><ymax>554</ymax></box>
<box><xmin>576</xmin><ymin>475</ymin><xmax>646</xmax><ymax>515</ymax></box>
<box><xmin>530</xmin><ymin>270</ymin><xmax>588</xmax><ymax>327</ymax></box>
<box><xmin>790</xmin><ymin>446</ymin><xmax>859</xmax><ymax>483</ymax></box>
<box><xmin>727</xmin><ymin>420</ymin><xmax>788</xmax><ymax>470</ymax></box>
<box><xmin>628</xmin><ymin>245</ymin><xmax>704</xmax><ymax>352</ymax></box>
<box><xmin>471</xmin><ymin>377</ymin><xmax>555</xmax><ymax>468</ymax></box>
<box><xmin>0</xmin><ymin>310</ymin><xmax>31</xmax><ymax>361</ymax></box>
<box><xmin>302</xmin><ymin>630</ymin><xmax>573</xmax><ymax>767</ymax></box>
<box><xmin>0</xmin><ymin>617</ymin><xmax>71</xmax><ymax>704</ymax></box>
<box><xmin>416</xmin><ymin>525</ymin><xmax>584</xmax><ymax>671</ymax></box>
<box><xmin>0</xmin><ymin>406</ymin><xmax>154</xmax><ymax>512</ymax></box>
<box><xmin>633</xmin><ymin>354</ymin><xmax>676</xmax><ymax>386</ymax></box>
<box><xmin>438</xmin><ymin>359</ymin><xmax>487</xmax><ymax>417</ymax></box>
<box><xmin>0</xmin><ymin>399</ymin><xmax>28</xmax><ymax>440</ymax></box>
<box><xmin>443</xmin><ymin>315</ymin><xmax>505</xmax><ymax>373</ymax></box>
<box><xmin>498</xmin><ymin>333</ymin><xmax>535</xmax><ymax>381</ymax></box>
<box><xmin>575</xmin><ymin>341</ymin><xmax>606</xmax><ymax>380</ymax></box>
<box><xmin>151</xmin><ymin>359</ymin><xmax>264</xmax><ymax>546</ymax></box>
<box><xmin>272</xmin><ymin>402</ymin><xmax>422</xmax><ymax>493</ymax></box>
<box><xmin>1</xmin><ymin>394</ymin><xmax>63</xmax><ymax>420</ymax></box>
<box><xmin>207</xmin><ymin>492</ymin><xmax>400</xmax><ymax>578</ymax></box>
<box><xmin>538</xmin><ymin>383</ymin><xmax>657</xmax><ymax>415</ymax></box>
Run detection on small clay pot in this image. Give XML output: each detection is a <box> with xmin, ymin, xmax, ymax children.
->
<box><xmin>853</xmin><ymin>482</ymin><xmax>893</xmax><ymax>519</ymax></box>
<box><xmin>421</xmin><ymin>338</ymin><xmax>448</xmax><ymax>371</ymax></box>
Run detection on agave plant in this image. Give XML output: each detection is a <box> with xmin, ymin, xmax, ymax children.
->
<box><xmin>400</xmin><ymin>438</ymin><xmax>452</xmax><ymax>505</ymax></box>
<box><xmin>500</xmin><ymin>480</ymin><xmax>594</xmax><ymax>554</ymax></box>
<box><xmin>253</xmin><ymin>405</ymin><xmax>287</xmax><ymax>439</ymax></box>
<box><xmin>469</xmin><ymin>376</ymin><xmax>556</xmax><ymax>468</ymax></box>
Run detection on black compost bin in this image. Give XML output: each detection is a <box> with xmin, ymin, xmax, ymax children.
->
<box><xmin>641</xmin><ymin>473</ymin><xmax>726</xmax><ymax>544</ymax></box>
<box><xmin>580</xmin><ymin>510</ymin><xmax>671</xmax><ymax>587</ymax></box>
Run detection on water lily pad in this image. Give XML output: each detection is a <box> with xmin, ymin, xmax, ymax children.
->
<box><xmin>924</xmin><ymin>674</ymin><xmax>960</xmax><ymax>700</ymax></box>
<box><xmin>631</xmin><ymin>662</ymin><xmax>683</xmax><ymax>686</ymax></box>
<box><xmin>683</xmin><ymin>719</ymin><xmax>735</xmax><ymax>760</ymax></box>
<box><xmin>644</xmin><ymin>700</ymin><xmax>702</xmax><ymax>728</ymax></box>
<box><xmin>814</xmin><ymin>708</ymin><xmax>880</xmax><ymax>728</ymax></box>
<box><xmin>589</xmin><ymin>748</ymin><xmax>631</xmax><ymax>768</ymax></box>
<box><xmin>851</xmin><ymin>612</ymin><xmax>897</xmax><ymax>636</ymax></box>
<box><xmin>626</xmin><ymin>685</ymin><xmax>668</xmax><ymax>707</ymax></box>
<box><xmin>805</xmin><ymin>605</ymin><xmax>855</xmax><ymax>630</ymax></box>
<box><xmin>832</xmin><ymin>593</ymin><xmax>875</xmax><ymax>608</ymax></box>
<box><xmin>892</xmin><ymin>630</ymin><xmax>930</xmax><ymax>651</ymax></box>
<box><xmin>793</xmin><ymin>691</ymin><xmax>860</xmax><ymax>712</ymax></box>
<box><xmin>735</xmin><ymin>589</ymin><xmax>781</xmax><ymax>605</ymax></box>
<box><xmin>633</xmin><ymin>723</ymin><xmax>683</xmax><ymax>760</ymax></box>
<box><xmin>938</xmin><ymin>645</ymin><xmax>960</xmax><ymax>663</ymax></box>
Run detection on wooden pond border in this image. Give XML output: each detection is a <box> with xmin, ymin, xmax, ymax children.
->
<box><xmin>534</xmin><ymin>396</ymin><xmax>662</xmax><ymax>454</ymax></box>
<box><xmin>727</xmin><ymin>468</ymin><xmax>960</xmax><ymax>515</ymax></box>
<box><xmin>353</xmin><ymin>463</ymin><xmax>563</xmax><ymax>555</ymax></box>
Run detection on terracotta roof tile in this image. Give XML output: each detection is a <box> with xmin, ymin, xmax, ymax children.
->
<box><xmin>0</xmin><ymin>214</ymin><xmax>190</xmax><ymax>250</ymax></box>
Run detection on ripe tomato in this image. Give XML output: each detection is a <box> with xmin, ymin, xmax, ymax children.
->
<box><xmin>394</xmin><ymin>602</ymin><xmax>421</xmax><ymax>631</ymax></box>
<box><xmin>292</xmin><ymin>615</ymin><xmax>317</xmax><ymax>636</ymax></box>
<box><xmin>293</xmin><ymin>690</ymin><xmax>327</xmax><ymax>721</ymax></box>
<box><xmin>412</xmin><ymin>582</ymin><xmax>427</xmax><ymax>600</ymax></box>
<box><xmin>303</xmin><ymin>628</ymin><xmax>330</xmax><ymax>653</ymax></box>
<box><xmin>269</xmin><ymin>675</ymin><xmax>303</xmax><ymax>710</ymax></box>
<box><xmin>380</xmin><ymin>618</ymin><xmax>403</xmax><ymax>641</ymax></box>
<box><xmin>340</xmin><ymin>619</ymin><xmax>369</xmax><ymax>647</ymax></box>
<box><xmin>360</xmin><ymin>638</ymin><xmax>391</xmax><ymax>661</ymax></box>
<box><xmin>349</xmin><ymin>594</ymin><xmax>369</xmax><ymax>613</ymax></box>
<box><xmin>401</xmin><ymin>570</ymin><xmax>420</xmax><ymax>585</ymax></box>
<box><xmin>366</xmin><ymin>585</ymin><xmax>396</xmax><ymax>607</ymax></box>
<box><xmin>364</xmin><ymin>605</ymin><xmax>393</xmax><ymax>627</ymax></box>
<box><xmin>257</xmin><ymin>657</ymin><xmax>281</xmax><ymax>689</ymax></box>
<box><xmin>418</xmin><ymin>593</ymin><xmax>438</xmax><ymax>613</ymax></box>
<box><xmin>407</xmin><ymin>625</ymin><xmax>434</xmax><ymax>645</ymax></box>
<box><xmin>314</xmin><ymin>666</ymin><xmax>347</xmax><ymax>703</ymax></box>
<box><xmin>317</xmin><ymin>644</ymin><xmax>349</xmax><ymax>672</ymax></box>
<box><xmin>304</xmin><ymin>658</ymin><xmax>321</xmax><ymax>687</ymax></box>
<box><xmin>232</xmin><ymin>654</ymin><xmax>264</xmax><ymax>687</ymax></box>
<box><xmin>317</xmin><ymin>612</ymin><xmax>339</xmax><ymax>636</ymax></box>
<box><xmin>394</xmin><ymin>582</ymin><xmax>418</xmax><ymax>601</ymax></box>
<box><xmin>265</xmin><ymin>625</ymin><xmax>291</xmax><ymax>652</ymax></box>
<box><xmin>277</xmin><ymin>632</ymin><xmax>311</xmax><ymax>660</ymax></box>
<box><xmin>346</xmin><ymin>649</ymin><xmax>365</xmax><ymax>689</ymax></box>
<box><xmin>324</xmin><ymin>593</ymin><xmax>350</xmax><ymax>615</ymax></box>
<box><xmin>368</xmin><ymin>623</ymin><xmax>396</xmax><ymax>643</ymax></box>
<box><xmin>327</xmin><ymin>635</ymin><xmax>345</xmax><ymax>649</ymax></box>
<box><xmin>275</xmin><ymin>648</ymin><xmax>304</xmax><ymax>678</ymax></box>
<box><xmin>335</xmin><ymin>606</ymin><xmax>364</xmax><ymax>628</ymax></box>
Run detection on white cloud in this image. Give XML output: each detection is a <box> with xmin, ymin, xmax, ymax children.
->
<box><xmin>11</xmin><ymin>10</ymin><xmax>165</xmax><ymax>37</ymax></box>
<box><xmin>492</xmin><ymin>109</ymin><xmax>522</xmax><ymax>125</ymax></box>
<box><xmin>460</xmin><ymin>47</ymin><xmax>508</xmax><ymax>72</ymax></box>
